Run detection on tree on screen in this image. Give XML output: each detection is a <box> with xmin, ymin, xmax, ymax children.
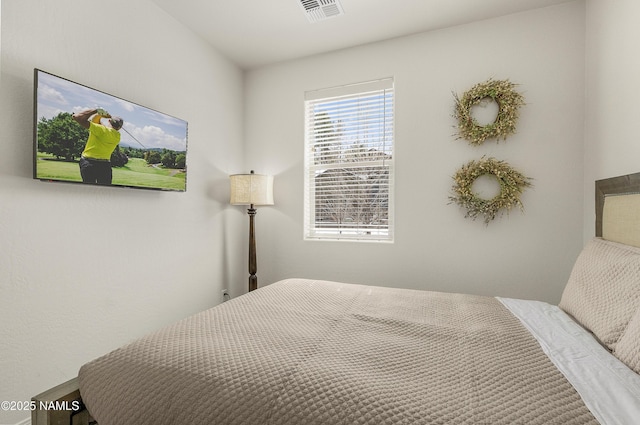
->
<box><xmin>37</xmin><ymin>112</ymin><xmax>87</xmax><ymax>161</ymax></box>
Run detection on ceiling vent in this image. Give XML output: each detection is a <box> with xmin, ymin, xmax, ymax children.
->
<box><xmin>299</xmin><ymin>0</ymin><xmax>345</xmax><ymax>23</ymax></box>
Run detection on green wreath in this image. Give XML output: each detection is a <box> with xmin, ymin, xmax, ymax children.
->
<box><xmin>449</xmin><ymin>157</ymin><xmax>532</xmax><ymax>224</ymax></box>
<box><xmin>453</xmin><ymin>79</ymin><xmax>524</xmax><ymax>145</ymax></box>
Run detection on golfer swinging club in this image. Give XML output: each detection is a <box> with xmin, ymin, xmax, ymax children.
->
<box><xmin>72</xmin><ymin>108</ymin><xmax>124</xmax><ymax>185</ymax></box>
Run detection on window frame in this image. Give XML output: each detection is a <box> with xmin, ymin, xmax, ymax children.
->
<box><xmin>303</xmin><ymin>78</ymin><xmax>395</xmax><ymax>242</ymax></box>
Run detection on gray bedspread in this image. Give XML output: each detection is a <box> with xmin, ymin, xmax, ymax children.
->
<box><xmin>78</xmin><ymin>278</ymin><xmax>598</xmax><ymax>424</ymax></box>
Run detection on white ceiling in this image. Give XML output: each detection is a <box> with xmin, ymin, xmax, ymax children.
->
<box><xmin>151</xmin><ymin>0</ymin><xmax>576</xmax><ymax>70</ymax></box>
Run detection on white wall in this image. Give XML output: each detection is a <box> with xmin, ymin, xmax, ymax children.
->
<box><xmin>583</xmin><ymin>0</ymin><xmax>640</xmax><ymax>241</ymax></box>
<box><xmin>245</xmin><ymin>2</ymin><xmax>586</xmax><ymax>304</ymax></box>
<box><xmin>0</xmin><ymin>1</ymin><xmax>245</xmax><ymax>423</ymax></box>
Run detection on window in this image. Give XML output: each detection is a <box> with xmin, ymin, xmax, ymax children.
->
<box><xmin>304</xmin><ymin>78</ymin><xmax>394</xmax><ymax>241</ymax></box>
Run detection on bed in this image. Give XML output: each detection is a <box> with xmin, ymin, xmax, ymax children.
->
<box><xmin>33</xmin><ymin>172</ymin><xmax>640</xmax><ymax>425</ymax></box>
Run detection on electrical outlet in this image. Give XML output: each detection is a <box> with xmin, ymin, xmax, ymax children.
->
<box><xmin>221</xmin><ymin>289</ymin><xmax>230</xmax><ymax>303</ymax></box>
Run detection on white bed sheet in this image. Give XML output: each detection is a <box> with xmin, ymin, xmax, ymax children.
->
<box><xmin>498</xmin><ymin>297</ymin><xmax>640</xmax><ymax>425</ymax></box>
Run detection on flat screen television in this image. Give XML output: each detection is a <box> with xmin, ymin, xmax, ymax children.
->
<box><xmin>33</xmin><ymin>69</ymin><xmax>188</xmax><ymax>192</ymax></box>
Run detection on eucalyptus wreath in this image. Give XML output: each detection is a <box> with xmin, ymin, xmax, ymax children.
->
<box><xmin>449</xmin><ymin>157</ymin><xmax>532</xmax><ymax>224</ymax></box>
<box><xmin>453</xmin><ymin>79</ymin><xmax>524</xmax><ymax>145</ymax></box>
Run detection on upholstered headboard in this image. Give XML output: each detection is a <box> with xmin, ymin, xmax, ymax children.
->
<box><xmin>595</xmin><ymin>172</ymin><xmax>640</xmax><ymax>248</ymax></box>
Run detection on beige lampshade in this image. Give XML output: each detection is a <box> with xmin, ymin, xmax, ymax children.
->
<box><xmin>230</xmin><ymin>172</ymin><xmax>274</xmax><ymax>206</ymax></box>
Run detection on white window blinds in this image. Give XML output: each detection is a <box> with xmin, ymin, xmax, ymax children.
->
<box><xmin>304</xmin><ymin>78</ymin><xmax>394</xmax><ymax>241</ymax></box>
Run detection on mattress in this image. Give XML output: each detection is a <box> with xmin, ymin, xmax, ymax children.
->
<box><xmin>79</xmin><ymin>278</ymin><xmax>602</xmax><ymax>425</ymax></box>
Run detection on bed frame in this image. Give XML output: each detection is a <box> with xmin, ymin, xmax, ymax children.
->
<box><xmin>31</xmin><ymin>377</ymin><xmax>93</xmax><ymax>425</ymax></box>
<box><xmin>30</xmin><ymin>171</ymin><xmax>640</xmax><ymax>425</ymax></box>
<box><xmin>595</xmin><ymin>171</ymin><xmax>640</xmax><ymax>237</ymax></box>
